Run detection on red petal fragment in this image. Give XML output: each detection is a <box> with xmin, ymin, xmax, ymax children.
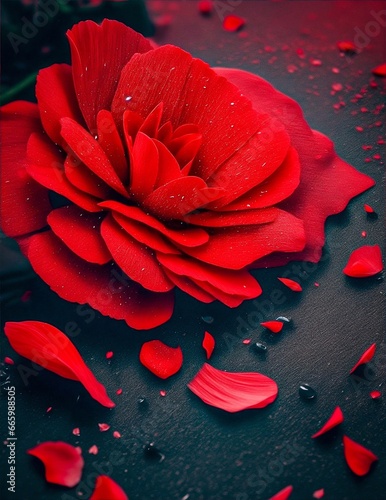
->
<box><xmin>4</xmin><ymin>321</ymin><xmax>115</xmax><ymax>408</ymax></box>
<box><xmin>350</xmin><ymin>343</ymin><xmax>376</xmax><ymax>374</ymax></box>
<box><xmin>139</xmin><ymin>340</ymin><xmax>183</xmax><ymax>379</ymax></box>
<box><xmin>188</xmin><ymin>363</ymin><xmax>278</xmax><ymax>412</ymax></box>
<box><xmin>261</xmin><ymin>321</ymin><xmax>284</xmax><ymax>333</ymax></box>
<box><xmin>313</xmin><ymin>489</ymin><xmax>325</xmax><ymax>499</ymax></box>
<box><xmin>370</xmin><ymin>390</ymin><xmax>381</xmax><ymax>399</ymax></box>
<box><xmin>223</xmin><ymin>15</ymin><xmax>245</xmax><ymax>32</ymax></box>
<box><xmin>27</xmin><ymin>441</ymin><xmax>84</xmax><ymax>487</ymax></box>
<box><xmin>113</xmin><ymin>431</ymin><xmax>121</xmax><ymax>439</ymax></box>
<box><xmin>90</xmin><ymin>476</ymin><xmax>128</xmax><ymax>500</ymax></box>
<box><xmin>202</xmin><ymin>331</ymin><xmax>215</xmax><ymax>359</ymax></box>
<box><xmin>312</xmin><ymin>406</ymin><xmax>344</xmax><ymax>438</ymax></box>
<box><xmin>198</xmin><ymin>0</ymin><xmax>213</xmax><ymax>14</ymax></box>
<box><xmin>98</xmin><ymin>423</ymin><xmax>110</xmax><ymax>432</ymax></box>
<box><xmin>343</xmin><ymin>245</ymin><xmax>383</xmax><ymax>278</ymax></box>
<box><xmin>278</xmin><ymin>277</ymin><xmax>303</xmax><ymax>292</ymax></box>
<box><xmin>116</xmin><ymin>388</ymin><xmax>123</xmax><ymax>395</ymax></box>
<box><xmin>337</xmin><ymin>41</ymin><xmax>356</xmax><ymax>53</ymax></box>
<box><xmin>343</xmin><ymin>435</ymin><xmax>378</xmax><ymax>476</ymax></box>
<box><xmin>268</xmin><ymin>485</ymin><xmax>293</xmax><ymax>500</ymax></box>
<box><xmin>72</xmin><ymin>428</ymin><xmax>80</xmax><ymax>436</ymax></box>
<box><xmin>4</xmin><ymin>356</ymin><xmax>14</xmax><ymax>365</ymax></box>
<box><xmin>88</xmin><ymin>445</ymin><xmax>98</xmax><ymax>455</ymax></box>
<box><xmin>372</xmin><ymin>63</ymin><xmax>386</xmax><ymax>77</ymax></box>
<box><xmin>160</xmin><ymin>390</ymin><xmax>167</xmax><ymax>397</ymax></box>
<box><xmin>364</xmin><ymin>203</ymin><xmax>375</xmax><ymax>213</ymax></box>
<box><xmin>90</xmin><ymin>476</ymin><xmax>129</xmax><ymax>500</ymax></box>
<box><xmin>106</xmin><ymin>351</ymin><xmax>114</xmax><ymax>360</ymax></box>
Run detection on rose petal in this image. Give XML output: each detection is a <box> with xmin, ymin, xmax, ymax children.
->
<box><xmin>313</xmin><ymin>489</ymin><xmax>325</xmax><ymax>499</ymax></box>
<box><xmin>372</xmin><ymin>63</ymin><xmax>386</xmax><ymax>77</ymax></box>
<box><xmin>4</xmin><ymin>321</ymin><xmax>115</xmax><ymax>408</ymax></box>
<box><xmin>27</xmin><ymin>441</ymin><xmax>84</xmax><ymax>487</ymax></box>
<box><xmin>139</xmin><ymin>340</ymin><xmax>183</xmax><ymax>379</ymax></box>
<box><xmin>261</xmin><ymin>321</ymin><xmax>284</xmax><ymax>333</ymax></box>
<box><xmin>350</xmin><ymin>343</ymin><xmax>376</xmax><ymax>374</ymax></box>
<box><xmin>312</xmin><ymin>406</ymin><xmax>344</xmax><ymax>438</ymax></box>
<box><xmin>268</xmin><ymin>485</ymin><xmax>293</xmax><ymax>500</ymax></box>
<box><xmin>343</xmin><ymin>245</ymin><xmax>383</xmax><ymax>278</ymax></box>
<box><xmin>202</xmin><ymin>331</ymin><xmax>215</xmax><ymax>359</ymax></box>
<box><xmin>278</xmin><ymin>277</ymin><xmax>303</xmax><ymax>292</ymax></box>
<box><xmin>343</xmin><ymin>435</ymin><xmax>378</xmax><ymax>476</ymax></box>
<box><xmin>188</xmin><ymin>363</ymin><xmax>278</xmax><ymax>412</ymax></box>
<box><xmin>223</xmin><ymin>15</ymin><xmax>245</xmax><ymax>32</ymax></box>
<box><xmin>337</xmin><ymin>41</ymin><xmax>356</xmax><ymax>53</ymax></box>
<box><xmin>90</xmin><ymin>475</ymin><xmax>128</xmax><ymax>500</ymax></box>
<box><xmin>370</xmin><ymin>390</ymin><xmax>381</xmax><ymax>399</ymax></box>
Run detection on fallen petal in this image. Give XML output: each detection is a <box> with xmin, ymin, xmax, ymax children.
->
<box><xmin>313</xmin><ymin>489</ymin><xmax>325</xmax><ymax>499</ymax></box>
<box><xmin>90</xmin><ymin>475</ymin><xmax>128</xmax><ymax>500</ymax></box>
<box><xmin>202</xmin><ymin>331</ymin><xmax>215</xmax><ymax>359</ymax></box>
<box><xmin>188</xmin><ymin>363</ymin><xmax>278</xmax><ymax>412</ymax></box>
<box><xmin>312</xmin><ymin>406</ymin><xmax>344</xmax><ymax>438</ymax></box>
<box><xmin>268</xmin><ymin>485</ymin><xmax>293</xmax><ymax>500</ymax></box>
<box><xmin>343</xmin><ymin>435</ymin><xmax>378</xmax><ymax>476</ymax></box>
<box><xmin>372</xmin><ymin>63</ymin><xmax>386</xmax><ymax>77</ymax></box>
<box><xmin>343</xmin><ymin>245</ymin><xmax>383</xmax><ymax>277</ymax></box>
<box><xmin>223</xmin><ymin>15</ymin><xmax>245</xmax><ymax>32</ymax></box>
<box><xmin>278</xmin><ymin>277</ymin><xmax>303</xmax><ymax>292</ymax></box>
<box><xmin>98</xmin><ymin>423</ymin><xmax>110</xmax><ymax>432</ymax></box>
<box><xmin>337</xmin><ymin>41</ymin><xmax>357</xmax><ymax>53</ymax></box>
<box><xmin>139</xmin><ymin>340</ymin><xmax>183</xmax><ymax>379</ymax></box>
<box><xmin>350</xmin><ymin>343</ymin><xmax>376</xmax><ymax>374</ymax></box>
<box><xmin>370</xmin><ymin>390</ymin><xmax>381</xmax><ymax>399</ymax></box>
<box><xmin>27</xmin><ymin>441</ymin><xmax>84</xmax><ymax>487</ymax></box>
<box><xmin>261</xmin><ymin>320</ymin><xmax>284</xmax><ymax>333</ymax></box>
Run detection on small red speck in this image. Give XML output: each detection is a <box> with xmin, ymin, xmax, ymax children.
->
<box><xmin>364</xmin><ymin>204</ymin><xmax>375</xmax><ymax>214</ymax></box>
<box><xmin>105</xmin><ymin>351</ymin><xmax>113</xmax><ymax>359</ymax></box>
<box><xmin>4</xmin><ymin>356</ymin><xmax>14</xmax><ymax>365</ymax></box>
<box><xmin>46</xmin><ymin>407</ymin><xmax>52</xmax><ymax>413</ymax></box>
<box><xmin>264</xmin><ymin>45</ymin><xmax>275</xmax><ymax>53</ymax></box>
<box><xmin>261</xmin><ymin>321</ymin><xmax>284</xmax><ymax>333</ymax></box>
<box><xmin>287</xmin><ymin>64</ymin><xmax>298</xmax><ymax>74</ymax></box>
<box><xmin>296</xmin><ymin>48</ymin><xmax>305</xmax><ymax>58</ymax></box>
<box><xmin>332</xmin><ymin>83</ymin><xmax>343</xmax><ymax>91</ymax></box>
<box><xmin>88</xmin><ymin>445</ymin><xmax>98</xmax><ymax>455</ymax></box>
<box><xmin>355</xmin><ymin>126</ymin><xmax>364</xmax><ymax>132</ymax></box>
<box><xmin>333</xmin><ymin>103</ymin><xmax>341</xmax><ymax>110</ymax></box>
<box><xmin>374</xmin><ymin>121</ymin><xmax>382</xmax><ymax>127</ymax></box>
<box><xmin>355</xmin><ymin>93</ymin><xmax>363</xmax><ymax>99</ymax></box>
<box><xmin>41</xmin><ymin>45</ymin><xmax>51</xmax><ymax>54</ymax></box>
<box><xmin>362</xmin><ymin>145</ymin><xmax>372</xmax><ymax>151</ymax></box>
<box><xmin>332</xmin><ymin>67</ymin><xmax>340</xmax><ymax>74</ymax></box>
<box><xmin>370</xmin><ymin>390</ymin><xmax>381</xmax><ymax>399</ymax></box>
<box><xmin>242</xmin><ymin>339</ymin><xmax>251</xmax><ymax>345</ymax></box>
<box><xmin>198</xmin><ymin>0</ymin><xmax>213</xmax><ymax>15</ymax></box>
<box><xmin>373</xmin><ymin>154</ymin><xmax>381</xmax><ymax>160</ymax></box>
<box><xmin>337</xmin><ymin>41</ymin><xmax>356</xmax><ymax>53</ymax></box>
<box><xmin>364</xmin><ymin>157</ymin><xmax>372</xmax><ymax>163</ymax></box>
<box><xmin>313</xmin><ymin>489</ymin><xmax>325</xmax><ymax>499</ymax></box>
<box><xmin>72</xmin><ymin>428</ymin><xmax>80</xmax><ymax>436</ymax></box>
<box><xmin>113</xmin><ymin>431</ymin><xmax>121</xmax><ymax>439</ymax></box>
<box><xmin>21</xmin><ymin>290</ymin><xmax>32</xmax><ymax>302</ymax></box>
<box><xmin>311</xmin><ymin>58</ymin><xmax>322</xmax><ymax>66</ymax></box>
<box><xmin>360</xmin><ymin>107</ymin><xmax>369</xmax><ymax>113</ymax></box>
<box><xmin>223</xmin><ymin>15</ymin><xmax>245</xmax><ymax>32</ymax></box>
<box><xmin>160</xmin><ymin>390</ymin><xmax>167</xmax><ymax>397</ymax></box>
<box><xmin>369</xmin><ymin>80</ymin><xmax>378</xmax><ymax>88</ymax></box>
<box><xmin>314</xmin><ymin>282</ymin><xmax>320</xmax><ymax>287</ymax></box>
<box><xmin>361</xmin><ymin>231</ymin><xmax>367</xmax><ymax>238</ymax></box>
<box><xmin>98</xmin><ymin>423</ymin><xmax>110</xmax><ymax>432</ymax></box>
<box><xmin>371</xmin><ymin>63</ymin><xmax>386</xmax><ymax>77</ymax></box>
<box><xmin>116</xmin><ymin>388</ymin><xmax>123</xmax><ymax>395</ymax></box>
<box><xmin>377</xmin><ymin>139</ymin><xmax>385</xmax><ymax>145</ymax></box>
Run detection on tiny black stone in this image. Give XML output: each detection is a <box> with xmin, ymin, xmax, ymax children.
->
<box><xmin>299</xmin><ymin>383</ymin><xmax>316</xmax><ymax>400</ymax></box>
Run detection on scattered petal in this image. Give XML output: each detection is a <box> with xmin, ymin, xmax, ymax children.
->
<box><xmin>313</xmin><ymin>489</ymin><xmax>325</xmax><ymax>499</ymax></box>
<box><xmin>4</xmin><ymin>357</ymin><xmax>14</xmax><ymax>365</ymax></box>
<box><xmin>223</xmin><ymin>15</ymin><xmax>245</xmax><ymax>32</ymax></box>
<box><xmin>72</xmin><ymin>428</ymin><xmax>80</xmax><ymax>437</ymax></box>
<box><xmin>46</xmin><ymin>407</ymin><xmax>52</xmax><ymax>413</ymax></box>
<box><xmin>116</xmin><ymin>388</ymin><xmax>123</xmax><ymax>395</ymax></box>
<box><xmin>98</xmin><ymin>423</ymin><xmax>110</xmax><ymax>432</ymax></box>
<box><xmin>372</xmin><ymin>63</ymin><xmax>386</xmax><ymax>77</ymax></box>
<box><xmin>364</xmin><ymin>203</ymin><xmax>375</xmax><ymax>214</ymax></box>
<box><xmin>88</xmin><ymin>445</ymin><xmax>99</xmax><ymax>455</ymax></box>
<box><xmin>370</xmin><ymin>390</ymin><xmax>381</xmax><ymax>399</ymax></box>
<box><xmin>188</xmin><ymin>363</ymin><xmax>278</xmax><ymax>413</ymax></box>
<box><xmin>242</xmin><ymin>339</ymin><xmax>251</xmax><ymax>345</ymax></box>
<box><xmin>27</xmin><ymin>441</ymin><xmax>84</xmax><ymax>487</ymax></box>
<box><xmin>139</xmin><ymin>340</ymin><xmax>183</xmax><ymax>379</ymax></box>
<box><xmin>3</xmin><ymin>321</ymin><xmax>115</xmax><ymax>408</ymax></box>
<box><xmin>202</xmin><ymin>331</ymin><xmax>215</xmax><ymax>359</ymax></box>
<box><xmin>261</xmin><ymin>321</ymin><xmax>284</xmax><ymax>333</ymax></box>
<box><xmin>350</xmin><ymin>343</ymin><xmax>376</xmax><ymax>374</ymax></box>
<box><xmin>343</xmin><ymin>435</ymin><xmax>378</xmax><ymax>476</ymax></box>
<box><xmin>343</xmin><ymin>245</ymin><xmax>383</xmax><ymax>278</ymax></box>
<box><xmin>160</xmin><ymin>390</ymin><xmax>167</xmax><ymax>397</ymax></box>
<box><xmin>106</xmin><ymin>351</ymin><xmax>114</xmax><ymax>360</ymax></box>
<box><xmin>337</xmin><ymin>41</ymin><xmax>356</xmax><ymax>53</ymax></box>
<box><xmin>198</xmin><ymin>0</ymin><xmax>213</xmax><ymax>15</ymax></box>
<box><xmin>113</xmin><ymin>431</ymin><xmax>121</xmax><ymax>439</ymax></box>
<box><xmin>312</xmin><ymin>406</ymin><xmax>344</xmax><ymax>438</ymax></box>
<box><xmin>268</xmin><ymin>485</ymin><xmax>293</xmax><ymax>500</ymax></box>
<box><xmin>277</xmin><ymin>277</ymin><xmax>303</xmax><ymax>292</ymax></box>
<box><xmin>90</xmin><ymin>475</ymin><xmax>128</xmax><ymax>500</ymax></box>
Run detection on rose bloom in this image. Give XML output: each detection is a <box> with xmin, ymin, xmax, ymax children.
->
<box><xmin>0</xmin><ymin>20</ymin><xmax>374</xmax><ymax>329</ymax></box>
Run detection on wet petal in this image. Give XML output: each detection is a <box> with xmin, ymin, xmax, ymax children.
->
<box><xmin>278</xmin><ymin>277</ymin><xmax>303</xmax><ymax>292</ymax></box>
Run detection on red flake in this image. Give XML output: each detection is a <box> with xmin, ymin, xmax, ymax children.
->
<box><xmin>364</xmin><ymin>158</ymin><xmax>372</xmax><ymax>163</ymax></box>
<box><xmin>364</xmin><ymin>203</ymin><xmax>375</xmax><ymax>213</ymax></box>
<box><xmin>261</xmin><ymin>321</ymin><xmax>284</xmax><ymax>333</ymax></box>
<box><xmin>160</xmin><ymin>390</ymin><xmax>167</xmax><ymax>397</ymax></box>
<box><xmin>343</xmin><ymin>435</ymin><xmax>378</xmax><ymax>476</ymax></box>
<box><xmin>139</xmin><ymin>340</ymin><xmax>183</xmax><ymax>379</ymax></box>
<box><xmin>332</xmin><ymin>83</ymin><xmax>343</xmax><ymax>92</ymax></box>
<box><xmin>337</xmin><ymin>41</ymin><xmax>356</xmax><ymax>53</ymax></box>
<box><xmin>312</xmin><ymin>406</ymin><xmax>344</xmax><ymax>438</ymax></box>
<box><xmin>361</xmin><ymin>231</ymin><xmax>367</xmax><ymax>238</ymax></box>
<box><xmin>371</xmin><ymin>63</ymin><xmax>386</xmax><ymax>77</ymax></box>
<box><xmin>72</xmin><ymin>428</ymin><xmax>80</xmax><ymax>436</ymax></box>
<box><xmin>188</xmin><ymin>363</ymin><xmax>278</xmax><ymax>413</ymax></box>
<box><xmin>88</xmin><ymin>445</ymin><xmax>98</xmax><ymax>455</ymax></box>
<box><xmin>242</xmin><ymin>339</ymin><xmax>251</xmax><ymax>345</ymax></box>
<box><xmin>374</xmin><ymin>121</ymin><xmax>383</xmax><ymax>127</ymax></box>
<box><xmin>21</xmin><ymin>290</ymin><xmax>32</xmax><ymax>302</ymax></box>
<box><xmin>313</xmin><ymin>489</ymin><xmax>325</xmax><ymax>499</ymax></box>
<box><xmin>198</xmin><ymin>0</ymin><xmax>213</xmax><ymax>15</ymax></box>
<box><xmin>4</xmin><ymin>321</ymin><xmax>115</xmax><ymax>408</ymax></box>
<box><xmin>98</xmin><ymin>423</ymin><xmax>110</xmax><ymax>432</ymax></box>
<box><xmin>310</xmin><ymin>59</ymin><xmax>322</xmax><ymax>67</ymax></box>
<box><xmin>105</xmin><ymin>351</ymin><xmax>114</xmax><ymax>359</ymax></box>
<box><xmin>332</xmin><ymin>67</ymin><xmax>340</xmax><ymax>74</ymax></box>
<box><xmin>373</xmin><ymin>154</ymin><xmax>381</xmax><ymax>160</ymax></box>
<box><xmin>314</xmin><ymin>282</ymin><xmax>320</xmax><ymax>287</ymax></box>
<box><xmin>360</xmin><ymin>107</ymin><xmax>369</xmax><ymax>113</ymax></box>
<box><xmin>27</xmin><ymin>441</ymin><xmax>84</xmax><ymax>487</ymax></box>
<box><xmin>116</xmin><ymin>388</ymin><xmax>123</xmax><ymax>395</ymax></box>
<box><xmin>370</xmin><ymin>390</ymin><xmax>381</xmax><ymax>399</ymax></box>
<box><xmin>278</xmin><ymin>277</ymin><xmax>302</xmax><ymax>292</ymax></box>
<box><xmin>350</xmin><ymin>343</ymin><xmax>376</xmax><ymax>374</ymax></box>
<box><xmin>113</xmin><ymin>431</ymin><xmax>121</xmax><ymax>439</ymax></box>
<box><xmin>287</xmin><ymin>64</ymin><xmax>298</xmax><ymax>74</ymax></box>
<box><xmin>264</xmin><ymin>45</ymin><xmax>275</xmax><ymax>53</ymax></box>
<box><xmin>46</xmin><ymin>406</ymin><xmax>52</xmax><ymax>413</ymax></box>
<box><xmin>377</xmin><ymin>139</ymin><xmax>385</xmax><ymax>145</ymax></box>
<box><xmin>202</xmin><ymin>331</ymin><xmax>215</xmax><ymax>359</ymax></box>
<box><xmin>333</xmin><ymin>103</ymin><xmax>341</xmax><ymax>111</ymax></box>
<box><xmin>90</xmin><ymin>475</ymin><xmax>128</xmax><ymax>500</ymax></box>
<box><xmin>296</xmin><ymin>48</ymin><xmax>305</xmax><ymax>58</ymax></box>
<box><xmin>355</xmin><ymin>126</ymin><xmax>364</xmax><ymax>132</ymax></box>
<box><xmin>370</xmin><ymin>80</ymin><xmax>378</xmax><ymax>88</ymax></box>
<box><xmin>343</xmin><ymin>245</ymin><xmax>383</xmax><ymax>278</ymax></box>
<box><xmin>223</xmin><ymin>15</ymin><xmax>245</xmax><ymax>32</ymax></box>
<box><xmin>4</xmin><ymin>356</ymin><xmax>14</xmax><ymax>365</ymax></box>
<box><xmin>362</xmin><ymin>145</ymin><xmax>372</xmax><ymax>151</ymax></box>
<box><xmin>268</xmin><ymin>485</ymin><xmax>293</xmax><ymax>500</ymax></box>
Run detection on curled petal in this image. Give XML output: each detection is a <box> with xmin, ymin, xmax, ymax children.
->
<box><xmin>188</xmin><ymin>363</ymin><xmax>278</xmax><ymax>412</ymax></box>
<box><xmin>202</xmin><ymin>331</ymin><xmax>215</xmax><ymax>359</ymax></box>
<box><xmin>4</xmin><ymin>321</ymin><xmax>115</xmax><ymax>408</ymax></box>
<box><xmin>312</xmin><ymin>406</ymin><xmax>344</xmax><ymax>438</ymax></box>
<box><xmin>350</xmin><ymin>343</ymin><xmax>376</xmax><ymax>374</ymax></box>
<box><xmin>27</xmin><ymin>441</ymin><xmax>84</xmax><ymax>487</ymax></box>
<box><xmin>343</xmin><ymin>245</ymin><xmax>383</xmax><ymax>277</ymax></box>
<box><xmin>90</xmin><ymin>476</ymin><xmax>128</xmax><ymax>500</ymax></box>
<box><xmin>139</xmin><ymin>340</ymin><xmax>183</xmax><ymax>379</ymax></box>
<box><xmin>268</xmin><ymin>486</ymin><xmax>293</xmax><ymax>500</ymax></box>
<box><xmin>278</xmin><ymin>277</ymin><xmax>302</xmax><ymax>292</ymax></box>
<box><xmin>343</xmin><ymin>435</ymin><xmax>378</xmax><ymax>476</ymax></box>
<box><xmin>261</xmin><ymin>321</ymin><xmax>284</xmax><ymax>333</ymax></box>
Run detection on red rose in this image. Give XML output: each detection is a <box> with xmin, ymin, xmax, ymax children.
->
<box><xmin>0</xmin><ymin>20</ymin><xmax>374</xmax><ymax>330</ymax></box>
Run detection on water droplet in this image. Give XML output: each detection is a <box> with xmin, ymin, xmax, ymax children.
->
<box><xmin>299</xmin><ymin>384</ymin><xmax>316</xmax><ymax>400</ymax></box>
<box><xmin>252</xmin><ymin>342</ymin><xmax>267</xmax><ymax>353</ymax></box>
<box><xmin>138</xmin><ymin>396</ymin><xmax>148</xmax><ymax>408</ymax></box>
<box><xmin>201</xmin><ymin>315</ymin><xmax>214</xmax><ymax>324</ymax></box>
<box><xmin>125</xmin><ymin>96</ymin><xmax>132</xmax><ymax>102</ymax></box>
<box><xmin>276</xmin><ymin>316</ymin><xmax>292</xmax><ymax>325</ymax></box>
<box><xmin>144</xmin><ymin>442</ymin><xmax>165</xmax><ymax>462</ymax></box>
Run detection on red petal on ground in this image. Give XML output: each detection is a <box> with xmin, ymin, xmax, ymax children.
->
<box><xmin>337</xmin><ymin>41</ymin><xmax>356</xmax><ymax>53</ymax></box>
<box><xmin>312</xmin><ymin>406</ymin><xmax>344</xmax><ymax>438</ymax></box>
<box><xmin>4</xmin><ymin>356</ymin><xmax>14</xmax><ymax>365</ymax></box>
<box><xmin>372</xmin><ymin>63</ymin><xmax>386</xmax><ymax>77</ymax></box>
<box><xmin>0</xmin><ymin>102</ymin><xmax>51</xmax><ymax>238</ymax></box>
<box><xmin>67</xmin><ymin>19</ymin><xmax>153</xmax><ymax>131</ymax></box>
<box><xmin>188</xmin><ymin>363</ymin><xmax>278</xmax><ymax>412</ymax></box>
<box><xmin>343</xmin><ymin>245</ymin><xmax>383</xmax><ymax>277</ymax></box>
<box><xmin>214</xmin><ymin>68</ymin><xmax>375</xmax><ymax>266</ymax></box>
<box><xmin>27</xmin><ymin>441</ymin><xmax>84</xmax><ymax>487</ymax></box>
<box><xmin>202</xmin><ymin>331</ymin><xmax>215</xmax><ymax>359</ymax></box>
<box><xmin>4</xmin><ymin>321</ymin><xmax>115</xmax><ymax>408</ymax></box>
<box><xmin>261</xmin><ymin>321</ymin><xmax>284</xmax><ymax>333</ymax></box>
<box><xmin>90</xmin><ymin>476</ymin><xmax>128</xmax><ymax>500</ymax></box>
<box><xmin>313</xmin><ymin>489</ymin><xmax>325</xmax><ymax>499</ymax></box>
<box><xmin>100</xmin><ymin>215</ymin><xmax>174</xmax><ymax>292</ymax></box>
<box><xmin>23</xmin><ymin>231</ymin><xmax>174</xmax><ymax>330</ymax></box>
<box><xmin>98</xmin><ymin>423</ymin><xmax>110</xmax><ymax>432</ymax></box>
<box><xmin>139</xmin><ymin>340</ymin><xmax>183</xmax><ymax>379</ymax></box>
<box><xmin>363</xmin><ymin>203</ymin><xmax>375</xmax><ymax>213</ymax></box>
<box><xmin>268</xmin><ymin>485</ymin><xmax>293</xmax><ymax>500</ymax></box>
<box><xmin>278</xmin><ymin>277</ymin><xmax>303</xmax><ymax>292</ymax></box>
<box><xmin>198</xmin><ymin>0</ymin><xmax>213</xmax><ymax>15</ymax></box>
<box><xmin>48</xmin><ymin>206</ymin><xmax>111</xmax><ymax>265</ymax></box>
<box><xmin>36</xmin><ymin>64</ymin><xmax>85</xmax><ymax>147</ymax></box>
<box><xmin>223</xmin><ymin>15</ymin><xmax>245</xmax><ymax>32</ymax></box>
<box><xmin>370</xmin><ymin>390</ymin><xmax>381</xmax><ymax>399</ymax></box>
<box><xmin>343</xmin><ymin>435</ymin><xmax>378</xmax><ymax>476</ymax></box>
<box><xmin>350</xmin><ymin>343</ymin><xmax>376</xmax><ymax>374</ymax></box>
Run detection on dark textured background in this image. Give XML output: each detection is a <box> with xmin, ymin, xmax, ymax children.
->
<box><xmin>1</xmin><ymin>1</ymin><xmax>385</xmax><ymax>499</ymax></box>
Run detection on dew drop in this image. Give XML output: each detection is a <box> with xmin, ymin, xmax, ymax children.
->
<box><xmin>144</xmin><ymin>442</ymin><xmax>165</xmax><ymax>462</ymax></box>
<box><xmin>138</xmin><ymin>396</ymin><xmax>148</xmax><ymax>408</ymax></box>
<box><xmin>299</xmin><ymin>384</ymin><xmax>316</xmax><ymax>400</ymax></box>
<box><xmin>276</xmin><ymin>316</ymin><xmax>292</xmax><ymax>324</ymax></box>
<box><xmin>201</xmin><ymin>315</ymin><xmax>214</xmax><ymax>324</ymax></box>
<box><xmin>125</xmin><ymin>96</ymin><xmax>132</xmax><ymax>102</ymax></box>
<box><xmin>252</xmin><ymin>342</ymin><xmax>267</xmax><ymax>353</ymax></box>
